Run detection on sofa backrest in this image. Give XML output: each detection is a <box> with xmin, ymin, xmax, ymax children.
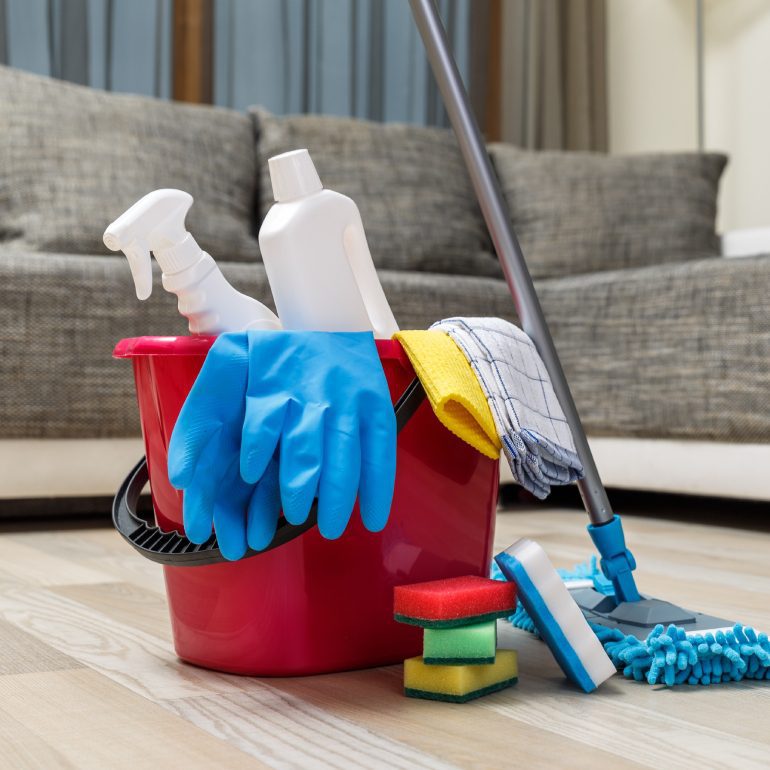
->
<box><xmin>251</xmin><ymin>107</ymin><xmax>502</xmax><ymax>278</ymax></box>
<box><xmin>0</xmin><ymin>65</ymin><xmax>260</xmax><ymax>263</ymax></box>
<box><xmin>488</xmin><ymin>143</ymin><xmax>728</xmax><ymax>279</ymax></box>
<box><xmin>0</xmin><ymin>64</ymin><xmax>729</xmax><ymax>283</ymax></box>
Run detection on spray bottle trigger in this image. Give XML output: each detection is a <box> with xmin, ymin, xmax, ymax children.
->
<box><xmin>124</xmin><ymin>239</ymin><xmax>153</xmax><ymax>301</ymax></box>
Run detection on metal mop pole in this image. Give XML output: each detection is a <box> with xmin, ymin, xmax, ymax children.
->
<box><xmin>408</xmin><ymin>0</ymin><xmax>614</xmax><ymax>529</ymax></box>
<box><xmin>411</xmin><ymin>0</ymin><xmax>643</xmax><ymax>604</ymax></box>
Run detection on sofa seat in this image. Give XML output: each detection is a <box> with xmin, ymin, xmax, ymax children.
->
<box><xmin>1</xmin><ymin>250</ymin><xmax>768</xmax><ymax>445</ymax></box>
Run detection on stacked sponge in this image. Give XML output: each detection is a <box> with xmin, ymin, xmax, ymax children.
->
<box><xmin>394</xmin><ymin>575</ymin><xmax>518</xmax><ymax>702</ymax></box>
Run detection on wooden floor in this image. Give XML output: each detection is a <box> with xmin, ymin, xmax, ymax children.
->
<box><xmin>0</xmin><ymin>507</ymin><xmax>768</xmax><ymax>769</ymax></box>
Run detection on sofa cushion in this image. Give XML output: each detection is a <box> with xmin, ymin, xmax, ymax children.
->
<box><xmin>251</xmin><ymin>108</ymin><xmax>501</xmax><ymax>278</ymax></box>
<box><xmin>2</xmin><ymin>248</ymin><xmax>768</xmax><ymax>444</ymax></box>
<box><xmin>0</xmin><ymin>65</ymin><xmax>259</xmax><ymax>261</ymax></box>
<box><xmin>536</xmin><ymin>256</ymin><xmax>770</xmax><ymax>442</ymax></box>
<box><xmin>488</xmin><ymin>145</ymin><xmax>727</xmax><ymax>278</ymax></box>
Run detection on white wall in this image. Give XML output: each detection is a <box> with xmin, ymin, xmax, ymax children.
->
<box><xmin>607</xmin><ymin>0</ymin><xmax>770</xmax><ymax>232</ymax></box>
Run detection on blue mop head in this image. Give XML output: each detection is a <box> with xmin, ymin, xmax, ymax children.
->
<box><xmin>492</xmin><ymin>557</ymin><xmax>770</xmax><ymax>687</ymax></box>
<box><xmin>598</xmin><ymin>623</ymin><xmax>770</xmax><ymax>686</ymax></box>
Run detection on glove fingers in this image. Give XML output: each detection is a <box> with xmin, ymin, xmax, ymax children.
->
<box><xmin>212</xmin><ymin>462</ymin><xmax>251</xmax><ymax>561</ymax></box>
<box><xmin>168</xmin><ymin>333</ymin><xmax>248</xmax><ymax>489</ymax></box>
<box><xmin>358</xmin><ymin>404</ymin><xmax>397</xmax><ymax>533</ymax></box>
<box><xmin>181</xmin><ymin>434</ymin><xmax>225</xmax><ymax>544</ymax></box>
<box><xmin>240</xmin><ymin>395</ymin><xmax>287</xmax><ymax>484</ymax></box>
<box><xmin>168</xmin><ymin>416</ymin><xmax>223</xmax><ymax>490</ymax></box>
<box><xmin>246</xmin><ymin>455</ymin><xmax>282</xmax><ymax>551</ymax></box>
<box><xmin>317</xmin><ymin>415</ymin><xmax>361</xmax><ymax>540</ymax></box>
<box><xmin>279</xmin><ymin>402</ymin><xmax>325</xmax><ymax>525</ymax></box>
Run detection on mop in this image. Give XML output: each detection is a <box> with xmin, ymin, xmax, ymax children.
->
<box><xmin>409</xmin><ymin>0</ymin><xmax>769</xmax><ymax>687</ymax></box>
<box><xmin>491</xmin><ymin>558</ymin><xmax>770</xmax><ymax>686</ymax></box>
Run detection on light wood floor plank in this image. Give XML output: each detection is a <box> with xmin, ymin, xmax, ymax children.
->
<box><xmin>0</xmin><ymin>581</ymin><xmax>244</xmax><ymax>701</ymax></box>
<box><xmin>0</xmin><ymin>709</ymin><xmax>76</xmax><ymax>770</ymax></box>
<box><xmin>0</xmin><ymin>617</ymin><xmax>83</xmax><ymax>675</ymax></box>
<box><xmin>0</xmin><ymin>669</ymin><xmax>267</xmax><ymax>769</ymax></box>
<box><xmin>52</xmin><ymin>581</ymin><xmax>173</xmax><ymax>643</ymax></box>
<box><xmin>0</xmin><ymin>537</ymin><xmax>110</xmax><ymax>587</ymax></box>
<box><xmin>491</xmin><ymin>623</ymin><xmax>770</xmax><ymax>769</ymax></box>
<box><xmin>8</xmin><ymin>529</ymin><xmax>168</xmax><ymax>594</ymax></box>
<box><xmin>166</xmin><ymin>688</ymin><xmax>458</xmax><ymax>770</ymax></box>
<box><xmin>258</xmin><ymin>668</ymin><xmax>646</xmax><ymax>769</ymax></box>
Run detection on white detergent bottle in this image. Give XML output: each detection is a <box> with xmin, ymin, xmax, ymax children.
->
<box><xmin>259</xmin><ymin>149</ymin><xmax>399</xmax><ymax>338</ymax></box>
<box><xmin>103</xmin><ymin>189</ymin><xmax>281</xmax><ymax>334</ymax></box>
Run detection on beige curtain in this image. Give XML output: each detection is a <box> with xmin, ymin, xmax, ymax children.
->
<box><xmin>501</xmin><ymin>0</ymin><xmax>608</xmax><ymax>151</ymax></box>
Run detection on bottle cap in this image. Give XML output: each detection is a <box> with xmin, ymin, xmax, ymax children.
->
<box><xmin>268</xmin><ymin>149</ymin><xmax>323</xmax><ymax>202</ymax></box>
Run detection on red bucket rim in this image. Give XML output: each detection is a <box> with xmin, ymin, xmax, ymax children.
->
<box><xmin>113</xmin><ymin>335</ymin><xmax>407</xmax><ymax>362</ymax></box>
<box><xmin>113</xmin><ymin>335</ymin><xmax>216</xmax><ymax>358</ymax></box>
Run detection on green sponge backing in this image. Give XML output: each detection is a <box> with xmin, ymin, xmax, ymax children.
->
<box><xmin>394</xmin><ymin>609</ymin><xmax>510</xmax><ymax>629</ymax></box>
<box><xmin>423</xmin><ymin>620</ymin><xmax>497</xmax><ymax>665</ymax></box>
<box><xmin>405</xmin><ymin>678</ymin><xmax>518</xmax><ymax>703</ymax></box>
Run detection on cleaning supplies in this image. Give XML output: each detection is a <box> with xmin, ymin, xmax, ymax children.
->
<box><xmin>259</xmin><ymin>149</ymin><xmax>399</xmax><ymax>338</ymax></box>
<box><xmin>116</xmin><ymin>334</ymin><xmax>500</xmax><ymax>674</ymax></box>
<box><xmin>494</xmin><ymin>539</ymin><xmax>616</xmax><ymax>693</ymax></box>
<box><xmin>404</xmin><ymin>651</ymin><xmax>518</xmax><ymax>703</ymax></box>
<box><xmin>104</xmin><ymin>188</ymin><xmax>281</xmax><ymax>334</ymax></box>
<box><xmin>168</xmin><ymin>330</ymin><xmax>397</xmax><ymax>554</ymax></box>
<box><xmin>432</xmin><ymin>318</ymin><xmax>584</xmax><ymax>498</ymax></box>
<box><xmin>393</xmin><ymin>329</ymin><xmax>501</xmax><ymax>459</ymax></box>
<box><xmin>395</xmin><ymin>576</ymin><xmax>519</xmax><ymax>702</ymax></box>
<box><xmin>415</xmin><ymin>0</ymin><xmax>739</xmax><ymax>646</ymax></box>
<box><xmin>501</xmin><ymin>556</ymin><xmax>770</xmax><ymax>687</ymax></box>
<box><xmin>394</xmin><ymin>575</ymin><xmax>517</xmax><ymax>628</ymax></box>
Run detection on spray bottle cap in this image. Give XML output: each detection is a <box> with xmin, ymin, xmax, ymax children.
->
<box><xmin>269</xmin><ymin>149</ymin><xmax>323</xmax><ymax>203</ymax></box>
<box><xmin>103</xmin><ymin>189</ymin><xmax>202</xmax><ymax>300</ymax></box>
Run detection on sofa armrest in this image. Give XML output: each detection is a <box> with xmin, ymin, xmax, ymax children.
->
<box><xmin>721</xmin><ymin>228</ymin><xmax>770</xmax><ymax>258</ymax></box>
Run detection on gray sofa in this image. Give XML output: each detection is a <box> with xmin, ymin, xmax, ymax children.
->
<box><xmin>2</xmin><ymin>65</ymin><xmax>769</xmax><ymax>501</ymax></box>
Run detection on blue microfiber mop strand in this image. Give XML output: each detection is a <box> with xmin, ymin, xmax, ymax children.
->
<box><xmin>491</xmin><ymin>559</ymin><xmax>770</xmax><ymax>687</ymax></box>
<box><xmin>599</xmin><ymin>623</ymin><xmax>770</xmax><ymax>686</ymax></box>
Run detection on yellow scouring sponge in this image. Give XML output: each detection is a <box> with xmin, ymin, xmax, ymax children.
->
<box><xmin>404</xmin><ymin>650</ymin><xmax>518</xmax><ymax>703</ymax></box>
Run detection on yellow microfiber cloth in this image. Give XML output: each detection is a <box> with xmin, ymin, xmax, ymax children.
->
<box><xmin>394</xmin><ymin>330</ymin><xmax>501</xmax><ymax>459</ymax></box>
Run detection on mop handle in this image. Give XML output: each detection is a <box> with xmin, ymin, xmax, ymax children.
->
<box><xmin>409</xmin><ymin>0</ymin><xmax>613</xmax><ymax>526</ymax></box>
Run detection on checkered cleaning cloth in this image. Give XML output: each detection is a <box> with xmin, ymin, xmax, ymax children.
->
<box><xmin>431</xmin><ymin>317</ymin><xmax>584</xmax><ymax>499</ymax></box>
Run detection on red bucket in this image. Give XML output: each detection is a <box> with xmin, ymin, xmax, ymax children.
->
<box><xmin>113</xmin><ymin>335</ymin><xmax>498</xmax><ymax>675</ymax></box>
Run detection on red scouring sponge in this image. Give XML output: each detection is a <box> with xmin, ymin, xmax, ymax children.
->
<box><xmin>394</xmin><ymin>575</ymin><xmax>517</xmax><ymax>628</ymax></box>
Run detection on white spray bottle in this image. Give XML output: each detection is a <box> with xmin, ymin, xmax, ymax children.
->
<box><xmin>103</xmin><ymin>189</ymin><xmax>281</xmax><ymax>334</ymax></box>
<box><xmin>258</xmin><ymin>150</ymin><xmax>399</xmax><ymax>338</ymax></box>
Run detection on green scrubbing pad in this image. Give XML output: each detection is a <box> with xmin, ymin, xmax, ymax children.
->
<box><xmin>404</xmin><ymin>650</ymin><xmax>518</xmax><ymax>703</ymax></box>
<box><xmin>423</xmin><ymin>620</ymin><xmax>497</xmax><ymax>665</ymax></box>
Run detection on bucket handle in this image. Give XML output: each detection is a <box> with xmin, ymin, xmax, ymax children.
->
<box><xmin>112</xmin><ymin>377</ymin><xmax>426</xmax><ymax>566</ymax></box>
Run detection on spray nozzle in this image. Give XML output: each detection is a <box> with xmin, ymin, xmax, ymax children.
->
<box><xmin>103</xmin><ymin>189</ymin><xmax>198</xmax><ymax>300</ymax></box>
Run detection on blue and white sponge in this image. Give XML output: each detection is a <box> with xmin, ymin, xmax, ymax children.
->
<box><xmin>495</xmin><ymin>538</ymin><xmax>616</xmax><ymax>693</ymax></box>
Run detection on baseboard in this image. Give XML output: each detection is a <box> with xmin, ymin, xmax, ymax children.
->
<box><xmin>499</xmin><ymin>437</ymin><xmax>770</xmax><ymax>501</ymax></box>
<box><xmin>0</xmin><ymin>438</ymin><xmax>145</xmax><ymax>499</ymax></box>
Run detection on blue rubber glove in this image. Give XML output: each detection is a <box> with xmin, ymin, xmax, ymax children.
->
<box><xmin>239</xmin><ymin>330</ymin><xmax>397</xmax><ymax>540</ymax></box>
<box><xmin>167</xmin><ymin>334</ymin><xmax>282</xmax><ymax>560</ymax></box>
<box><xmin>167</xmin><ymin>331</ymin><xmax>397</xmax><ymax>557</ymax></box>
